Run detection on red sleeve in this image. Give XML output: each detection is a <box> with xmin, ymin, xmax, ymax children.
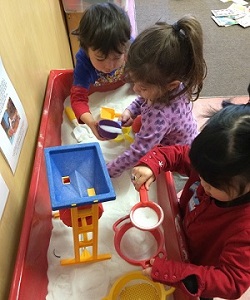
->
<box><xmin>137</xmin><ymin>144</ymin><xmax>192</xmax><ymax>178</ymax></box>
<box><xmin>70</xmin><ymin>85</ymin><xmax>90</xmax><ymax>121</ymax></box>
<box><xmin>151</xmin><ymin>229</ymin><xmax>250</xmax><ymax>298</ymax></box>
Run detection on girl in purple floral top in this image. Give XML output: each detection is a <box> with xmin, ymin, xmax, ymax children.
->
<box><xmin>107</xmin><ymin>15</ymin><xmax>207</xmax><ymax>178</ymax></box>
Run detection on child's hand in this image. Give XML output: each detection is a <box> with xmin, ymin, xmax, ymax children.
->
<box><xmin>120</xmin><ymin>109</ymin><xmax>133</xmax><ymax>127</ymax></box>
<box><xmin>91</xmin><ymin>122</ymin><xmax>107</xmax><ymax>141</ymax></box>
<box><xmin>131</xmin><ymin>165</ymin><xmax>155</xmax><ymax>191</ymax></box>
<box><xmin>80</xmin><ymin>113</ymin><xmax>106</xmax><ymax>141</ymax></box>
<box><xmin>142</xmin><ymin>258</ymin><xmax>155</xmax><ymax>277</ymax></box>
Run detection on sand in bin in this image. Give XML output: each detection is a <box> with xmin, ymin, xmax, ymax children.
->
<box><xmin>120</xmin><ymin>227</ymin><xmax>158</xmax><ymax>262</ymax></box>
<box><xmin>132</xmin><ymin>206</ymin><xmax>159</xmax><ymax>229</ymax></box>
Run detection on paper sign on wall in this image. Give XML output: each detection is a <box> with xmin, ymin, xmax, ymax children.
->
<box><xmin>0</xmin><ymin>58</ymin><xmax>28</xmax><ymax>173</ymax></box>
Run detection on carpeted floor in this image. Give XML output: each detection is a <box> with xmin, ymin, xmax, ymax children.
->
<box><xmin>193</xmin><ymin>95</ymin><xmax>249</xmax><ymax>129</ymax></box>
<box><xmin>134</xmin><ymin>0</ymin><xmax>250</xmax><ymax>97</ymax></box>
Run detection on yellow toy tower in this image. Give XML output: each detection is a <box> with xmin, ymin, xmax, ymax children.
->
<box><xmin>45</xmin><ymin>143</ymin><xmax>116</xmax><ymax>266</ymax></box>
<box><xmin>61</xmin><ymin>188</ymin><xmax>111</xmax><ymax>265</ymax></box>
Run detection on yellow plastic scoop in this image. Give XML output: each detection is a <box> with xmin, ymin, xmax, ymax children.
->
<box><xmin>65</xmin><ymin>106</ymin><xmax>93</xmax><ymax>142</ymax></box>
<box><xmin>100</xmin><ymin>107</ymin><xmax>122</xmax><ymax>120</ymax></box>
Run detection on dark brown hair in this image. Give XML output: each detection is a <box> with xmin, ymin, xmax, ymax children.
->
<box><xmin>126</xmin><ymin>15</ymin><xmax>207</xmax><ymax>104</ymax></box>
<box><xmin>190</xmin><ymin>101</ymin><xmax>250</xmax><ymax>195</ymax></box>
<box><xmin>76</xmin><ymin>3</ymin><xmax>131</xmax><ymax>57</ymax></box>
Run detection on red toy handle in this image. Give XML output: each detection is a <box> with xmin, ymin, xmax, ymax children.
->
<box><xmin>113</xmin><ymin>215</ymin><xmax>167</xmax><ymax>268</ymax></box>
<box><xmin>139</xmin><ymin>184</ymin><xmax>150</xmax><ymax>205</ymax></box>
<box><xmin>112</xmin><ymin>214</ymin><xmax>130</xmax><ymax>234</ymax></box>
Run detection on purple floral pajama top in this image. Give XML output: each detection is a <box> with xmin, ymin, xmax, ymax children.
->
<box><xmin>107</xmin><ymin>84</ymin><xmax>198</xmax><ymax>178</ymax></box>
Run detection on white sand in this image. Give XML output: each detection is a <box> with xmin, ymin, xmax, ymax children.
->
<box><xmin>46</xmin><ymin>84</ymin><xmax>172</xmax><ymax>300</ymax></box>
<box><xmin>120</xmin><ymin>227</ymin><xmax>158</xmax><ymax>261</ymax></box>
<box><xmin>131</xmin><ymin>207</ymin><xmax>159</xmax><ymax>229</ymax></box>
<box><xmin>46</xmin><ymin>85</ymin><xmax>250</xmax><ymax>300</ymax></box>
<box><xmin>99</xmin><ymin>124</ymin><xmax>122</xmax><ymax>134</ymax></box>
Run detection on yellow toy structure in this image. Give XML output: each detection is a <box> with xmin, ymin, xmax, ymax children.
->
<box><xmin>61</xmin><ymin>188</ymin><xmax>111</xmax><ymax>266</ymax></box>
<box><xmin>44</xmin><ymin>143</ymin><xmax>116</xmax><ymax>267</ymax></box>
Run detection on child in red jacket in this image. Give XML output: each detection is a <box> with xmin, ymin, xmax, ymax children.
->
<box><xmin>131</xmin><ymin>101</ymin><xmax>250</xmax><ymax>299</ymax></box>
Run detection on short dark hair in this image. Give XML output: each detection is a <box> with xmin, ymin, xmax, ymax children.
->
<box><xmin>189</xmin><ymin>102</ymin><xmax>250</xmax><ymax>195</ymax></box>
<box><xmin>77</xmin><ymin>3</ymin><xmax>131</xmax><ymax>56</ymax></box>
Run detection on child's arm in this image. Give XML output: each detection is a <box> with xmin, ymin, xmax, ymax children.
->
<box><xmin>107</xmin><ymin>100</ymin><xmax>194</xmax><ymax>178</ymax></box>
<box><xmin>146</xmin><ymin>230</ymin><xmax>250</xmax><ymax>299</ymax></box>
<box><xmin>70</xmin><ymin>85</ymin><xmax>90</xmax><ymax>121</ymax></box>
<box><xmin>120</xmin><ymin>97</ymin><xmax>144</xmax><ymax>126</ymax></box>
<box><xmin>143</xmin><ymin>258</ymin><xmax>198</xmax><ymax>294</ymax></box>
<box><xmin>107</xmin><ymin>128</ymin><xmax>191</xmax><ymax>178</ymax></box>
<box><xmin>130</xmin><ymin>144</ymin><xmax>191</xmax><ymax>190</ymax></box>
<box><xmin>71</xmin><ymin>49</ymin><xmax>93</xmax><ymax>118</ymax></box>
<box><xmin>70</xmin><ymin>86</ymin><xmax>104</xmax><ymax>140</ymax></box>
<box><xmin>70</xmin><ymin>49</ymin><xmax>106</xmax><ymax>139</ymax></box>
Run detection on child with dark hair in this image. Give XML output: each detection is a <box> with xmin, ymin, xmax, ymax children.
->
<box><xmin>70</xmin><ymin>2</ymin><xmax>132</xmax><ymax>139</ymax></box>
<box><xmin>107</xmin><ymin>15</ymin><xmax>207</xmax><ymax>178</ymax></box>
<box><xmin>131</xmin><ymin>101</ymin><xmax>250</xmax><ymax>300</ymax></box>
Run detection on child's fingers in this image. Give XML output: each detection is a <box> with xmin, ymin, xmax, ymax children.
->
<box><xmin>142</xmin><ymin>267</ymin><xmax>152</xmax><ymax>277</ymax></box>
<box><xmin>133</xmin><ymin>176</ymin><xmax>154</xmax><ymax>191</ymax></box>
<box><xmin>144</xmin><ymin>178</ymin><xmax>155</xmax><ymax>190</ymax></box>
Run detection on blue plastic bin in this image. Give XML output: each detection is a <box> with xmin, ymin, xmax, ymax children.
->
<box><xmin>44</xmin><ymin>142</ymin><xmax>116</xmax><ymax>210</ymax></box>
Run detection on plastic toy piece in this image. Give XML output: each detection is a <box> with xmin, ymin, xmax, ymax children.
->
<box><xmin>60</xmin><ymin>188</ymin><xmax>111</xmax><ymax>266</ymax></box>
<box><xmin>59</xmin><ymin>203</ymin><xmax>103</xmax><ymax>227</ymax></box>
<box><xmin>65</xmin><ymin>106</ymin><xmax>93</xmax><ymax>142</ymax></box>
<box><xmin>102</xmin><ymin>270</ymin><xmax>175</xmax><ymax>300</ymax></box>
<box><xmin>98</xmin><ymin>119</ymin><xmax>122</xmax><ymax>139</ymax></box>
<box><xmin>44</xmin><ymin>143</ymin><xmax>115</xmax><ymax>265</ymax></box>
<box><xmin>132</xmin><ymin>115</ymin><xmax>142</xmax><ymax>133</ymax></box>
<box><xmin>100</xmin><ymin>107</ymin><xmax>134</xmax><ymax>142</ymax></box>
<box><xmin>113</xmin><ymin>215</ymin><xmax>165</xmax><ymax>268</ymax></box>
<box><xmin>53</xmin><ymin>212</ymin><xmax>60</xmax><ymax>218</ymax></box>
<box><xmin>130</xmin><ymin>184</ymin><xmax>164</xmax><ymax>231</ymax></box>
<box><xmin>44</xmin><ymin>143</ymin><xmax>116</xmax><ymax>210</ymax></box>
<box><xmin>100</xmin><ymin>106</ymin><xmax>122</xmax><ymax>120</ymax></box>
<box><xmin>99</xmin><ymin>124</ymin><xmax>122</xmax><ymax>134</ymax></box>
<box><xmin>113</xmin><ymin>126</ymin><xmax>134</xmax><ymax>143</ymax></box>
